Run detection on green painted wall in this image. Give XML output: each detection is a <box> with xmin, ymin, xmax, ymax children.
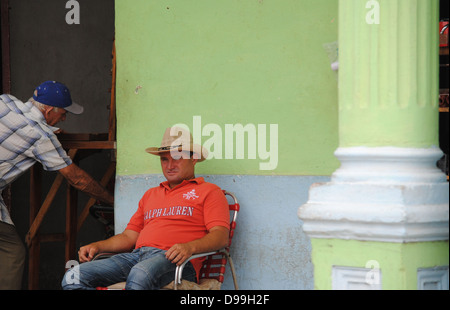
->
<box><xmin>115</xmin><ymin>0</ymin><xmax>339</xmax><ymax>176</ymax></box>
<box><xmin>312</xmin><ymin>239</ymin><xmax>449</xmax><ymax>290</ymax></box>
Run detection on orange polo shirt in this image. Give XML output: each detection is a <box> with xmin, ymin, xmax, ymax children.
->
<box><xmin>126</xmin><ymin>177</ymin><xmax>230</xmax><ymax>278</ymax></box>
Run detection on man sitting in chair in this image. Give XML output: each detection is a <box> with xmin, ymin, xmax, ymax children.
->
<box><xmin>62</xmin><ymin>127</ymin><xmax>230</xmax><ymax>290</ymax></box>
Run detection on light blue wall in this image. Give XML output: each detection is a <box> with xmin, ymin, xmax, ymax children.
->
<box><xmin>115</xmin><ymin>174</ymin><xmax>330</xmax><ymax>289</ymax></box>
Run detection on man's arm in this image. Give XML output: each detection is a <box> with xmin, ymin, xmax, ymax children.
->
<box><xmin>78</xmin><ymin>229</ymin><xmax>139</xmax><ymax>263</ymax></box>
<box><xmin>165</xmin><ymin>226</ymin><xmax>229</xmax><ymax>266</ymax></box>
<box><xmin>58</xmin><ymin>163</ymin><xmax>114</xmax><ymax>205</ymax></box>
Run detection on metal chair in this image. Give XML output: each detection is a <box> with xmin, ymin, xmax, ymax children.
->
<box><xmin>95</xmin><ymin>190</ymin><xmax>240</xmax><ymax>290</ymax></box>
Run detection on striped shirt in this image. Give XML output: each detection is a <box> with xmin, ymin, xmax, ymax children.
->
<box><xmin>0</xmin><ymin>94</ymin><xmax>72</xmax><ymax>224</ymax></box>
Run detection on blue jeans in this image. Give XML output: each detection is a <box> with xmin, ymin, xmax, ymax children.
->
<box><xmin>61</xmin><ymin>247</ymin><xmax>196</xmax><ymax>290</ymax></box>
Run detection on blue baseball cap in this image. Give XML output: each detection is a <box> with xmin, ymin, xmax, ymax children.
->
<box><xmin>33</xmin><ymin>81</ymin><xmax>84</xmax><ymax>114</ymax></box>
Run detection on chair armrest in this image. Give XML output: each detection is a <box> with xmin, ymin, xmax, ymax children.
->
<box><xmin>173</xmin><ymin>249</ymin><xmax>229</xmax><ymax>289</ymax></box>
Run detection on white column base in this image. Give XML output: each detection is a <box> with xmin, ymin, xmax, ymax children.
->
<box><xmin>298</xmin><ymin>147</ymin><xmax>449</xmax><ymax>242</ymax></box>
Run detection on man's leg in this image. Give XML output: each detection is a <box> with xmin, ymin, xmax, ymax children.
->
<box><xmin>0</xmin><ymin>222</ymin><xmax>26</xmax><ymax>290</ymax></box>
<box><xmin>62</xmin><ymin>250</ymin><xmax>139</xmax><ymax>290</ymax></box>
<box><xmin>125</xmin><ymin>247</ymin><xmax>196</xmax><ymax>290</ymax></box>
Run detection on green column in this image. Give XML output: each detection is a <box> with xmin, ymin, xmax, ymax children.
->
<box><xmin>339</xmin><ymin>0</ymin><xmax>439</xmax><ymax>148</ymax></box>
<box><xmin>299</xmin><ymin>0</ymin><xmax>448</xmax><ymax>290</ymax></box>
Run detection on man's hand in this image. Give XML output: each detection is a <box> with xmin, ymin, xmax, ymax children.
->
<box><xmin>165</xmin><ymin>226</ymin><xmax>229</xmax><ymax>266</ymax></box>
<box><xmin>165</xmin><ymin>243</ymin><xmax>194</xmax><ymax>266</ymax></box>
<box><xmin>78</xmin><ymin>243</ymin><xmax>101</xmax><ymax>263</ymax></box>
<box><xmin>77</xmin><ymin>230</ymin><xmax>139</xmax><ymax>263</ymax></box>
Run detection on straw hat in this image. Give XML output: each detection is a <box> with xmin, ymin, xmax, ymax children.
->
<box><xmin>145</xmin><ymin>127</ymin><xmax>208</xmax><ymax>162</ymax></box>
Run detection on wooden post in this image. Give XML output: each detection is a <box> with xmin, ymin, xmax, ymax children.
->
<box><xmin>65</xmin><ymin>181</ymin><xmax>78</xmax><ymax>264</ymax></box>
<box><xmin>28</xmin><ymin>165</ymin><xmax>42</xmax><ymax>290</ymax></box>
